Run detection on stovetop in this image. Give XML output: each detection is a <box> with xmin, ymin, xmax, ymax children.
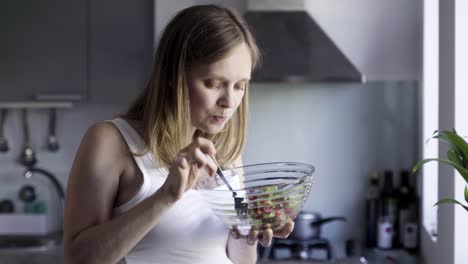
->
<box><xmin>257</xmin><ymin>256</ymin><xmax>367</xmax><ymax>264</ymax></box>
<box><xmin>258</xmin><ymin>248</ymin><xmax>421</xmax><ymax>264</ymax></box>
<box><xmin>264</xmin><ymin>237</ymin><xmax>334</xmax><ymax>261</ymax></box>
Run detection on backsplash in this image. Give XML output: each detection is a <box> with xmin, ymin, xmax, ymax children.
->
<box><xmin>244</xmin><ymin>81</ymin><xmax>419</xmax><ymax>246</ymax></box>
<box><xmin>0</xmin><ymin>103</ymin><xmax>128</xmax><ymax>232</ymax></box>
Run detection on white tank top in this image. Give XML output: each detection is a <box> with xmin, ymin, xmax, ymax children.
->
<box><xmin>108</xmin><ymin>118</ymin><xmax>232</xmax><ymax>264</ymax></box>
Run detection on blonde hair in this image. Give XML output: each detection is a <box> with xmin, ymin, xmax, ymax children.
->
<box><xmin>122</xmin><ymin>5</ymin><xmax>260</xmax><ymax>168</ymax></box>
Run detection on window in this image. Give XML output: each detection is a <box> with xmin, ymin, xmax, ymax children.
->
<box><xmin>422</xmin><ymin>0</ymin><xmax>439</xmax><ymax>241</ymax></box>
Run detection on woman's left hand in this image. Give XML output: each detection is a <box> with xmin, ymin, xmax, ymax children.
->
<box><xmin>230</xmin><ymin>219</ymin><xmax>295</xmax><ymax>247</ymax></box>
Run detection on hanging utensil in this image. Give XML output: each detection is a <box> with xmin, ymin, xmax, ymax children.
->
<box><xmin>46</xmin><ymin>108</ymin><xmax>59</xmax><ymax>152</ymax></box>
<box><xmin>19</xmin><ymin>109</ymin><xmax>37</xmax><ymax>167</ymax></box>
<box><xmin>0</xmin><ymin>109</ymin><xmax>9</xmax><ymax>153</ymax></box>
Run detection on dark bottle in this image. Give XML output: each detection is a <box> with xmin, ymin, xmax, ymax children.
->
<box><xmin>402</xmin><ymin>170</ymin><xmax>419</xmax><ymax>252</ymax></box>
<box><xmin>378</xmin><ymin>170</ymin><xmax>399</xmax><ymax>249</ymax></box>
<box><xmin>398</xmin><ymin>170</ymin><xmax>411</xmax><ymax>247</ymax></box>
<box><xmin>365</xmin><ymin>170</ymin><xmax>380</xmax><ymax>247</ymax></box>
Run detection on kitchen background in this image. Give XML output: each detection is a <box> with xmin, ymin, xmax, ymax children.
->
<box><xmin>0</xmin><ymin>0</ymin><xmax>422</xmax><ymax>262</ymax></box>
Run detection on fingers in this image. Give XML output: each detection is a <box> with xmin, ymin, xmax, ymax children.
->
<box><xmin>258</xmin><ymin>228</ymin><xmax>273</xmax><ymax>247</ymax></box>
<box><xmin>256</xmin><ymin>221</ymin><xmax>294</xmax><ymax>248</ymax></box>
<box><xmin>230</xmin><ymin>226</ymin><xmax>257</xmax><ymax>246</ymax></box>
<box><xmin>192</xmin><ymin>148</ymin><xmax>216</xmax><ymax>176</ymax></box>
<box><xmin>186</xmin><ymin>163</ymin><xmax>199</xmax><ymax>190</ymax></box>
<box><xmin>182</xmin><ymin>137</ymin><xmax>216</xmax><ymax>159</ymax></box>
<box><xmin>166</xmin><ymin>155</ymin><xmax>191</xmax><ymax>200</ymax></box>
<box><xmin>247</xmin><ymin>228</ymin><xmax>258</xmax><ymax>246</ymax></box>
<box><xmin>192</xmin><ymin>137</ymin><xmax>216</xmax><ymax>156</ymax></box>
<box><xmin>180</xmin><ymin>137</ymin><xmax>217</xmax><ymax>176</ymax></box>
<box><xmin>273</xmin><ymin>220</ymin><xmax>295</xmax><ymax>239</ymax></box>
<box><xmin>230</xmin><ymin>226</ymin><xmax>241</xmax><ymax>239</ymax></box>
<box><xmin>229</xmin><ymin>225</ymin><xmax>279</xmax><ymax>247</ymax></box>
<box><xmin>164</xmin><ymin>137</ymin><xmax>217</xmax><ymax>200</ymax></box>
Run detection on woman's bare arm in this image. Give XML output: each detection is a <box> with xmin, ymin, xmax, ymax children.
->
<box><xmin>63</xmin><ymin>123</ymin><xmax>176</xmax><ymax>264</ymax></box>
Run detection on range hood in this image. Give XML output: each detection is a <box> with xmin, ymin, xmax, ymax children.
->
<box><xmin>244</xmin><ymin>1</ymin><xmax>365</xmax><ymax>83</ymax></box>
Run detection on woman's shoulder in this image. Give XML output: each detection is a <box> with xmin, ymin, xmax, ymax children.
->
<box><xmin>80</xmin><ymin>121</ymin><xmax>130</xmax><ymax>158</ymax></box>
<box><xmin>68</xmin><ymin>121</ymin><xmax>131</xmax><ymax>183</ymax></box>
<box><xmin>86</xmin><ymin>121</ymin><xmax>122</xmax><ymax>141</ymax></box>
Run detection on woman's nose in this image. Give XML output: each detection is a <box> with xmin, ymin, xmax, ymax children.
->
<box><xmin>217</xmin><ymin>87</ymin><xmax>236</xmax><ymax>108</ymax></box>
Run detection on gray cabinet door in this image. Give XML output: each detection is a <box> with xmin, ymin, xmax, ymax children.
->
<box><xmin>88</xmin><ymin>0</ymin><xmax>153</xmax><ymax>105</ymax></box>
<box><xmin>0</xmin><ymin>0</ymin><xmax>88</xmax><ymax>101</ymax></box>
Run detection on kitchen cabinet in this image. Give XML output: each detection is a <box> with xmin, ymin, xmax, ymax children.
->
<box><xmin>0</xmin><ymin>0</ymin><xmax>88</xmax><ymax>102</ymax></box>
<box><xmin>0</xmin><ymin>0</ymin><xmax>153</xmax><ymax>105</ymax></box>
<box><xmin>88</xmin><ymin>0</ymin><xmax>153</xmax><ymax>105</ymax></box>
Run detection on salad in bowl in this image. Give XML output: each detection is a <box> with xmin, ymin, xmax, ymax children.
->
<box><xmin>197</xmin><ymin>162</ymin><xmax>314</xmax><ymax>235</ymax></box>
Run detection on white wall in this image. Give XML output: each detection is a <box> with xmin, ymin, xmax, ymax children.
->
<box><xmin>421</xmin><ymin>0</ymin><xmax>468</xmax><ymax>263</ymax></box>
<box><xmin>453</xmin><ymin>0</ymin><xmax>468</xmax><ymax>262</ymax></box>
<box><xmin>304</xmin><ymin>0</ymin><xmax>422</xmax><ymax>81</ymax></box>
<box><xmin>420</xmin><ymin>0</ymin><xmax>439</xmax><ymax>262</ymax></box>
<box><xmin>245</xmin><ymin>82</ymin><xmax>418</xmax><ymax>248</ymax></box>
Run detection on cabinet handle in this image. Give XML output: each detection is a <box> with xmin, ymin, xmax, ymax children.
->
<box><xmin>34</xmin><ymin>93</ymin><xmax>83</xmax><ymax>101</ymax></box>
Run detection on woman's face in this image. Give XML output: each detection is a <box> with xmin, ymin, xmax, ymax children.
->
<box><xmin>187</xmin><ymin>42</ymin><xmax>252</xmax><ymax>135</ymax></box>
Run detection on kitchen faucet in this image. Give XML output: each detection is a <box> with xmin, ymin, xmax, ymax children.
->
<box><xmin>23</xmin><ymin>166</ymin><xmax>65</xmax><ymax>242</ymax></box>
<box><xmin>24</xmin><ymin>167</ymin><xmax>65</xmax><ymax>204</ymax></box>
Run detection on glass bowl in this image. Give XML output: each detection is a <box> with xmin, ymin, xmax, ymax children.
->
<box><xmin>197</xmin><ymin>162</ymin><xmax>314</xmax><ymax>236</ymax></box>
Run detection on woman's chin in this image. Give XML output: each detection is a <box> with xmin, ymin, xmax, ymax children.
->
<box><xmin>199</xmin><ymin>124</ymin><xmax>225</xmax><ymax>135</ymax></box>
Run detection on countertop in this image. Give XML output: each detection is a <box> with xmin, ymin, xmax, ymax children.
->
<box><xmin>258</xmin><ymin>259</ymin><xmax>365</xmax><ymax>264</ymax></box>
<box><xmin>0</xmin><ymin>232</ymin><xmax>63</xmax><ymax>264</ymax></box>
<box><xmin>0</xmin><ymin>244</ymin><xmax>419</xmax><ymax>264</ymax></box>
<box><xmin>0</xmin><ymin>245</ymin><xmax>63</xmax><ymax>264</ymax></box>
<box><xmin>258</xmin><ymin>248</ymin><xmax>421</xmax><ymax>264</ymax></box>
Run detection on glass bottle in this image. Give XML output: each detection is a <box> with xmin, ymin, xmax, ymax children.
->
<box><xmin>365</xmin><ymin>170</ymin><xmax>380</xmax><ymax>247</ymax></box>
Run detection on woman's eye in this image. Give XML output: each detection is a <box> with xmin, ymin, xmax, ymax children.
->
<box><xmin>235</xmin><ymin>82</ymin><xmax>247</xmax><ymax>91</ymax></box>
<box><xmin>204</xmin><ymin>80</ymin><xmax>221</xmax><ymax>88</ymax></box>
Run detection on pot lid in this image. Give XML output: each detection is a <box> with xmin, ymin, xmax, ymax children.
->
<box><xmin>296</xmin><ymin>211</ymin><xmax>321</xmax><ymax>220</ymax></box>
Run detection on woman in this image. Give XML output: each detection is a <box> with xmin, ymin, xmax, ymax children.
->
<box><xmin>63</xmin><ymin>5</ymin><xmax>294</xmax><ymax>264</ymax></box>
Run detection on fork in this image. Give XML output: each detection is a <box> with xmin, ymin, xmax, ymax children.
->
<box><xmin>209</xmin><ymin>155</ymin><xmax>248</xmax><ymax>216</ymax></box>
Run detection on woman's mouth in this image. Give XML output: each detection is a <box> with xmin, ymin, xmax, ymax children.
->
<box><xmin>212</xmin><ymin>115</ymin><xmax>227</xmax><ymax>123</ymax></box>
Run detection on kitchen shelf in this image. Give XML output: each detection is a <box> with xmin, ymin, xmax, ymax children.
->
<box><xmin>0</xmin><ymin>101</ymin><xmax>73</xmax><ymax>109</ymax></box>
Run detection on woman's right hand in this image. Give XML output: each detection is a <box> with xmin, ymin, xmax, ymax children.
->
<box><xmin>160</xmin><ymin>137</ymin><xmax>217</xmax><ymax>202</ymax></box>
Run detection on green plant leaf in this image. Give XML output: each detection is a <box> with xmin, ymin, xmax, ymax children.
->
<box><xmin>465</xmin><ymin>185</ymin><xmax>468</xmax><ymax>204</ymax></box>
<box><xmin>412</xmin><ymin>158</ymin><xmax>468</xmax><ymax>183</ymax></box>
<box><xmin>434</xmin><ymin>135</ymin><xmax>466</xmax><ymax>166</ymax></box>
<box><xmin>433</xmin><ymin>130</ymin><xmax>468</xmax><ymax>168</ymax></box>
<box><xmin>447</xmin><ymin>148</ymin><xmax>464</xmax><ymax>167</ymax></box>
<box><xmin>435</xmin><ymin>198</ymin><xmax>468</xmax><ymax>211</ymax></box>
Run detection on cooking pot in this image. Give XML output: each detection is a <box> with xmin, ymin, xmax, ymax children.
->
<box><xmin>290</xmin><ymin>211</ymin><xmax>346</xmax><ymax>241</ymax></box>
